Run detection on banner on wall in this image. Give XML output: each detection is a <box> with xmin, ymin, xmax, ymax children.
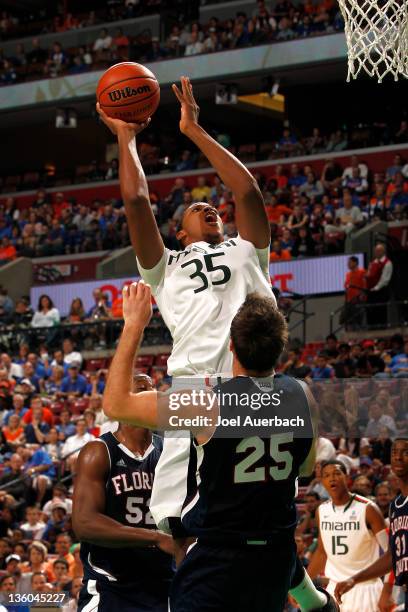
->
<box><xmin>30</xmin><ymin>253</ymin><xmax>363</xmax><ymax>316</ymax></box>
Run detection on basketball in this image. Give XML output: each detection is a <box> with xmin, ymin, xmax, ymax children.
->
<box><xmin>96</xmin><ymin>62</ymin><xmax>160</xmax><ymax>123</ymax></box>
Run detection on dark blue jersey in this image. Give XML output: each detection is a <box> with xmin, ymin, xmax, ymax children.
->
<box><xmin>389</xmin><ymin>494</ymin><xmax>408</xmax><ymax>587</ymax></box>
<box><xmin>80</xmin><ymin>431</ymin><xmax>173</xmax><ymax>585</ymax></box>
<box><xmin>181</xmin><ymin>375</ymin><xmax>313</xmax><ymax>540</ymax></box>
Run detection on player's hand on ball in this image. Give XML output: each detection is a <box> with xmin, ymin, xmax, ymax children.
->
<box><xmin>122</xmin><ymin>281</ymin><xmax>152</xmax><ymax>329</ymax></box>
<box><xmin>334</xmin><ymin>578</ymin><xmax>354</xmax><ymax>603</ymax></box>
<box><xmin>172</xmin><ymin>76</ymin><xmax>200</xmax><ymax>135</ymax></box>
<box><xmin>96</xmin><ymin>103</ymin><xmax>151</xmax><ymax>137</ymax></box>
<box><xmin>155</xmin><ymin>531</ymin><xmax>175</xmax><ymax>556</ymax></box>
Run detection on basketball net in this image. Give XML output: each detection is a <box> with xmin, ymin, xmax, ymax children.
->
<box><xmin>338</xmin><ymin>0</ymin><xmax>408</xmax><ymax>81</ymax></box>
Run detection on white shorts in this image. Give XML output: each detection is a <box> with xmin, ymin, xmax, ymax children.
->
<box><xmin>150</xmin><ymin>373</ymin><xmax>230</xmax><ymax>533</ymax></box>
<box><xmin>327</xmin><ymin>579</ymin><xmax>383</xmax><ymax>612</ymax></box>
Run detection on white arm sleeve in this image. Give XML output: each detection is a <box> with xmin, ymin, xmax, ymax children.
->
<box><xmin>375</xmin><ymin>528</ymin><xmax>389</xmax><ymax>552</ymax></box>
<box><xmin>255</xmin><ymin>244</ymin><xmax>271</xmax><ymax>279</ymax></box>
<box><xmin>136</xmin><ymin>249</ymin><xmax>168</xmax><ymax>291</ymax></box>
<box><xmin>373</xmin><ymin>260</ymin><xmax>393</xmax><ymax>291</ymax></box>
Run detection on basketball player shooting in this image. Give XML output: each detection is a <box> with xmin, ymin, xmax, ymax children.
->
<box><xmin>97</xmin><ymin>76</ymin><xmax>337</xmax><ymax>612</ymax></box>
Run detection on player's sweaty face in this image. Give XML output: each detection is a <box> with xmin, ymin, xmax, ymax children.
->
<box><xmin>391</xmin><ymin>440</ymin><xmax>408</xmax><ymax>478</ymax></box>
<box><xmin>182</xmin><ymin>203</ymin><xmax>223</xmax><ymax>244</ymax></box>
<box><xmin>321</xmin><ymin>465</ymin><xmax>347</xmax><ymax>494</ymax></box>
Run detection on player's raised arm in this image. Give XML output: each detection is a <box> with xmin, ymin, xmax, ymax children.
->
<box><xmin>103</xmin><ymin>281</ymin><xmax>215</xmax><ymax>432</ymax></box>
<box><xmin>103</xmin><ymin>281</ymin><xmax>159</xmax><ymax>428</ymax></box>
<box><xmin>72</xmin><ymin>441</ymin><xmax>172</xmax><ymax>552</ymax></box>
<box><xmin>97</xmin><ymin>104</ymin><xmax>164</xmax><ymax>269</ymax></box>
<box><xmin>173</xmin><ymin>77</ymin><xmax>270</xmax><ymax>248</ymax></box>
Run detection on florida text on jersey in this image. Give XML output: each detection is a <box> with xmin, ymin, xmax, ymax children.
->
<box><xmin>389</xmin><ymin>494</ymin><xmax>408</xmax><ymax>587</ymax></box>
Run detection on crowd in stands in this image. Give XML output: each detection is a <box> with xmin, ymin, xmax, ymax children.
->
<box><xmin>0</xmin><ymin>0</ymin><xmax>345</xmax><ymax>85</ymax></box>
<box><xmin>0</xmin><ymin>301</ymin><xmax>406</xmax><ymax>607</ymax></box>
<box><xmin>0</xmin><ymin>152</ymin><xmax>407</xmax><ymax>264</ymax></box>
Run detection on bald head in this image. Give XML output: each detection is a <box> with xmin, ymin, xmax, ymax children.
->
<box><xmin>374</xmin><ymin>243</ymin><xmax>386</xmax><ymax>259</ymax></box>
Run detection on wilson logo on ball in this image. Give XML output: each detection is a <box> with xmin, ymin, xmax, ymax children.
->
<box><xmin>108</xmin><ymin>85</ymin><xmax>151</xmax><ymax>102</ymax></box>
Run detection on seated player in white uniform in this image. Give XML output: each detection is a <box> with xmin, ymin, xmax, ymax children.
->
<box><xmin>97</xmin><ymin>79</ymin><xmax>336</xmax><ymax>612</ymax></box>
<box><xmin>308</xmin><ymin>460</ymin><xmax>388</xmax><ymax>612</ymax></box>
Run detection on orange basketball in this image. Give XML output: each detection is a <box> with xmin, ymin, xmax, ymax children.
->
<box><xmin>96</xmin><ymin>62</ymin><xmax>160</xmax><ymax>123</ymax></box>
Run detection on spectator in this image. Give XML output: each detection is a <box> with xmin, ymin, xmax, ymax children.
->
<box><xmin>296</xmin><ymin>492</ymin><xmax>321</xmax><ymax>537</ymax></box>
<box><xmin>0</xmin><ymin>60</ymin><xmax>17</xmax><ymax>85</ymax></box>
<box><xmin>56</xmin><ymin>409</ymin><xmax>76</xmax><ymax>441</ymax></box>
<box><xmin>0</xmin><ymin>238</ymin><xmax>17</xmax><ymax>263</ymax></box>
<box><xmin>42</xmin><ymin>483</ymin><xmax>72</xmax><ymax>518</ymax></box>
<box><xmin>292</xmin><ymin>227</ymin><xmax>316</xmax><ymax>257</ymax></box>
<box><xmin>388</xmin><ymin>340</ymin><xmax>408</xmax><ymax>377</ymax></box>
<box><xmin>23</xmin><ymin>397</ymin><xmax>54</xmax><ymax>427</ymax></box>
<box><xmin>21</xmin><ymin>541</ymin><xmax>52</xmax><ymax>581</ymax></box>
<box><xmin>42</xmin><ymin>502</ymin><xmax>69</xmax><ymax>543</ymax></box>
<box><xmin>61</xmin><ymin>418</ymin><xmax>94</xmax><ymax>473</ymax></box>
<box><xmin>26</xmin><ymin>38</ymin><xmax>48</xmax><ymax>64</ymax></box>
<box><xmin>72</xmin><ymin>206</ymin><xmax>92</xmax><ymax>234</ymax></box>
<box><xmin>31</xmin><ymin>295</ymin><xmax>60</xmax><ymax>328</ymax></box>
<box><xmin>85</xmin><ymin>289</ymin><xmax>111</xmax><ymax>320</ymax></box>
<box><xmin>45</xmin><ymin>366</ymin><xmax>65</xmax><ymax>396</ymax></box>
<box><xmin>44</xmin><ymin>427</ymin><xmax>63</xmax><ymax>462</ymax></box>
<box><xmin>374</xmin><ymin>482</ymin><xmax>392</xmax><ymax>519</ymax></box>
<box><xmin>344</xmin><ymin>255</ymin><xmax>367</xmax><ymax>311</ymax></box>
<box><xmin>185</xmin><ymin>30</ymin><xmax>205</xmax><ymax>55</ymax></box>
<box><xmin>24</xmin><ymin>402</ymin><xmax>50</xmax><ymax>444</ymax></box>
<box><xmin>112</xmin><ymin>27</ymin><xmax>130</xmax><ymax>58</ymax></box>
<box><xmin>66</xmin><ymin>298</ymin><xmax>85</xmax><ymax>324</ymax></box>
<box><xmin>386</xmin><ymin>154</ymin><xmax>403</xmax><ymax>181</ymax></box>
<box><xmin>321</xmin><ymin>159</ymin><xmax>343</xmax><ymax>190</ymax></box>
<box><xmin>324</xmin><ymin>334</ymin><xmax>339</xmax><ymax>361</ymax></box>
<box><xmin>23</xmin><ymin>446</ymin><xmax>55</xmax><ymax>505</ymax></box>
<box><xmin>343</xmin><ymin>166</ymin><xmax>369</xmax><ymax>194</ymax></box>
<box><xmin>62</xmin><ymin>338</ymin><xmax>83</xmax><ymax>367</ymax></box>
<box><xmin>299</xmin><ymin>172</ymin><xmax>324</xmax><ymax>198</ymax></box>
<box><xmin>0</xmin><ymin>288</ymin><xmax>14</xmax><ymax>323</ymax></box>
<box><xmin>44</xmin><ymin>42</ymin><xmax>66</xmax><ymax>77</ymax></box>
<box><xmin>105</xmin><ymin>158</ymin><xmax>119</xmax><ymax>181</ymax></box>
<box><xmin>311</xmin><ymin>352</ymin><xmax>334</xmax><ymax>379</ymax></box>
<box><xmin>47</xmin><ymin>534</ymin><xmax>75</xmax><ymax>580</ymax></box>
<box><xmin>20</xmin><ymin>507</ymin><xmax>45</xmax><ymax>540</ymax></box>
<box><xmin>281</xmin><ymin>348</ymin><xmax>312</xmax><ymax>380</ymax></box>
<box><xmin>51</xmin><ymin>558</ymin><xmax>72</xmax><ymax>593</ymax></box>
<box><xmin>287</xmin><ymin>204</ymin><xmax>309</xmax><ymax>230</ymax></box>
<box><xmin>364</xmin><ymin>400</ymin><xmax>397</xmax><ymax>438</ymax></box>
<box><xmin>365</xmin><ymin>243</ymin><xmax>393</xmax><ymax>327</ymax></box>
<box><xmin>191</xmin><ymin>177</ymin><xmax>211</xmax><ymax>202</ymax></box>
<box><xmin>335</xmin><ymin>191</ymin><xmax>363</xmax><ymax>234</ymax></box>
<box><xmin>175</xmin><ymin>150</ymin><xmax>195</xmax><ymax>172</ymax></box>
<box><xmin>60</xmin><ymin>364</ymin><xmax>88</xmax><ymax>397</ymax></box>
<box><xmin>269</xmin><ymin>239</ymin><xmax>292</xmax><ymax>261</ymax></box>
<box><xmin>0</xmin><ymin>454</ymin><xmax>28</xmax><ymax>506</ymax></box>
<box><xmin>342</xmin><ymin>154</ymin><xmax>369</xmax><ymax>180</ymax></box>
<box><xmin>2</xmin><ymin>414</ymin><xmax>24</xmax><ymax>447</ymax></box>
<box><xmin>265</xmin><ymin>196</ymin><xmax>292</xmax><ymax>224</ymax></box>
<box><xmin>93</xmin><ymin>28</ymin><xmax>112</xmax><ymax>54</ymax></box>
<box><xmin>12</xmin><ymin>298</ymin><xmax>33</xmax><ymax>326</ymax></box>
<box><xmin>3</xmin><ymin>393</ymin><xmax>27</xmax><ymax>425</ymax></box>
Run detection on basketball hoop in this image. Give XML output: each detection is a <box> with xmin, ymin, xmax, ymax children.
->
<box><xmin>338</xmin><ymin>0</ymin><xmax>408</xmax><ymax>82</ymax></box>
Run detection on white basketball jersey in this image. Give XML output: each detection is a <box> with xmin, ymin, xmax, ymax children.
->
<box><xmin>319</xmin><ymin>495</ymin><xmax>380</xmax><ymax>582</ymax></box>
<box><xmin>137</xmin><ymin>236</ymin><xmax>273</xmax><ymax>376</ymax></box>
